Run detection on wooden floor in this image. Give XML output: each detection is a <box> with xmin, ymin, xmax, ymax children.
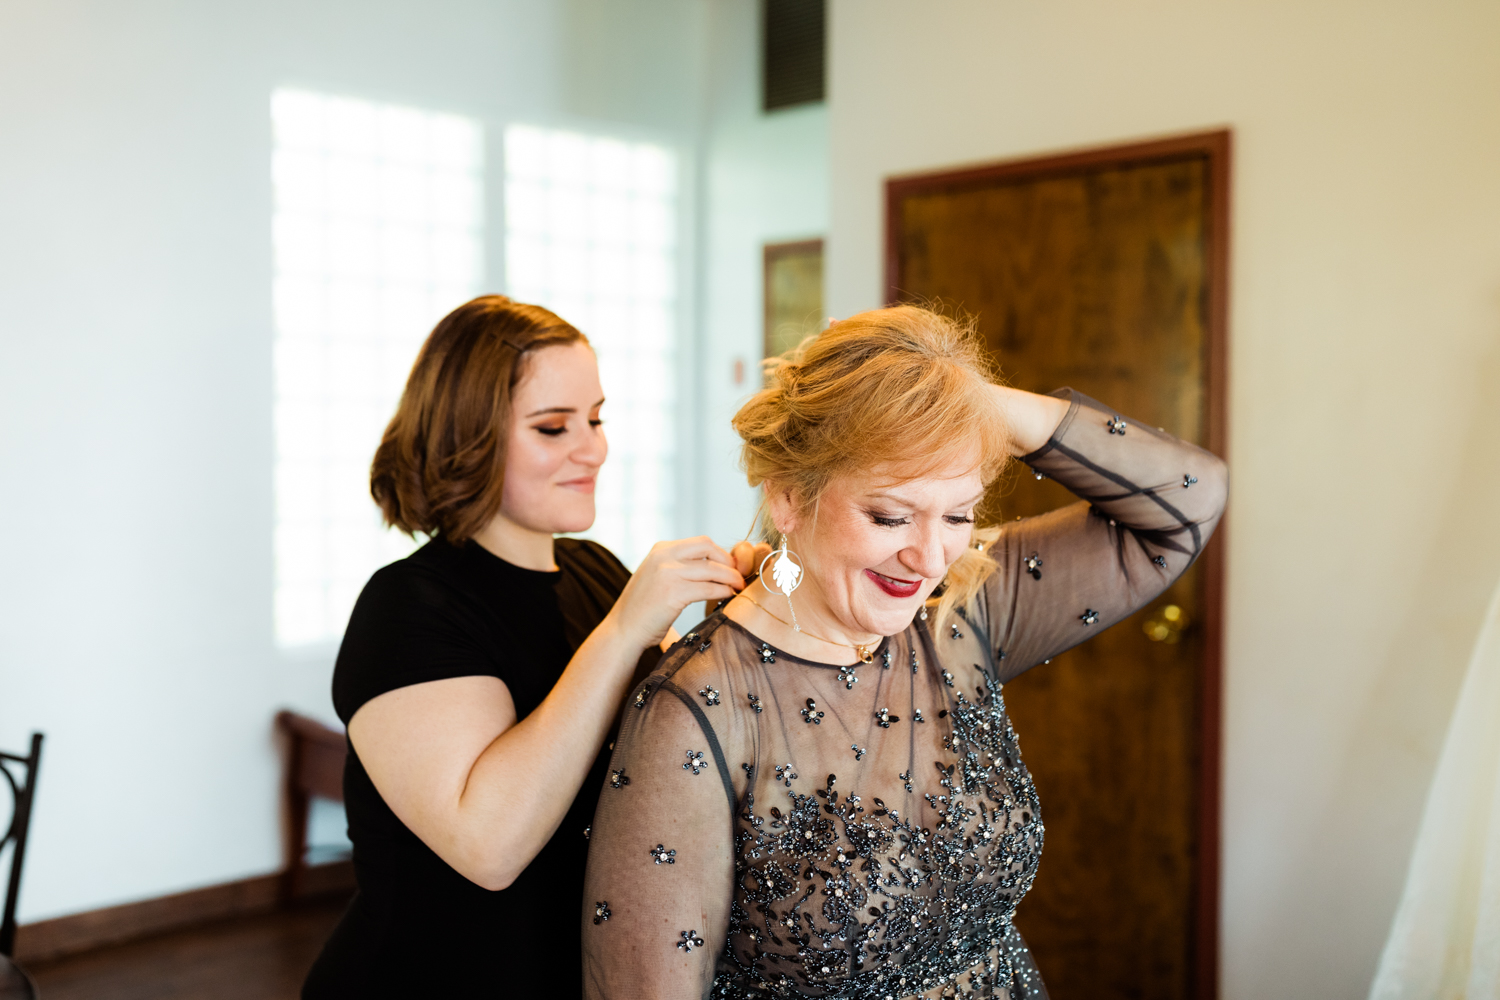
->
<box><xmin>24</xmin><ymin>895</ymin><xmax>348</xmax><ymax>1000</ymax></box>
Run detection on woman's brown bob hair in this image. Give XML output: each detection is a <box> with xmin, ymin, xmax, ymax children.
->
<box><xmin>732</xmin><ymin>304</ymin><xmax>1012</xmax><ymax>620</ymax></box>
<box><xmin>371</xmin><ymin>295</ymin><xmax>588</xmax><ymax>543</ymax></box>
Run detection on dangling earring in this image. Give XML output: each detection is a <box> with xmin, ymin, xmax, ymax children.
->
<box><xmin>759</xmin><ymin>535</ymin><xmax>804</xmax><ymax>632</ymax></box>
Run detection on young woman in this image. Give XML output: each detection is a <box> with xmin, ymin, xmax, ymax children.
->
<box><xmin>303</xmin><ymin>296</ymin><xmax>761</xmax><ymax>998</ymax></box>
<box><xmin>581</xmin><ymin>305</ymin><xmax>1228</xmax><ymax>998</ymax></box>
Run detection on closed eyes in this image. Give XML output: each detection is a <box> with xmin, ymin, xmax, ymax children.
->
<box><xmin>868</xmin><ymin>512</ymin><xmax>975</xmax><ymax>528</ymax></box>
<box><xmin>535</xmin><ymin>419</ymin><xmax>604</xmax><ymax>437</ymax></box>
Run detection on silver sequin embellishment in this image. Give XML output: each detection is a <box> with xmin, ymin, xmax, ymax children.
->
<box><xmin>651</xmin><ymin>843</ymin><xmax>677</xmax><ymax>865</ymax></box>
<box><xmin>1107</xmin><ymin>415</ymin><xmax>1127</xmax><ymax>435</ymax></box>
<box><xmin>1024</xmin><ymin>552</ymin><xmax>1043</xmax><ymax>580</ymax></box>
<box><xmin>684</xmin><ymin>750</ymin><xmax>707</xmax><ymax>775</ymax></box>
<box><xmin>1080</xmin><ymin>609</ymin><xmax>1100</xmax><ymax>625</ymax></box>
<box><xmin>801</xmin><ymin>698</ymin><xmax>824</xmax><ymax>725</ymax></box>
<box><xmin>699</xmin><ymin>686</ymin><xmax>721</xmax><ymax>706</ymax></box>
<box><xmin>593</xmin><ymin>901</ymin><xmax>611</xmax><ymax>924</ymax></box>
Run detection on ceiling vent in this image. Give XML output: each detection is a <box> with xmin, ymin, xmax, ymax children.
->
<box><xmin>763</xmin><ymin>0</ymin><xmax>826</xmax><ymax>112</ymax></box>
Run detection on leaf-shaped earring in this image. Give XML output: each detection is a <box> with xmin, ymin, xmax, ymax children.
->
<box><xmin>759</xmin><ymin>535</ymin><xmax>804</xmax><ymax>632</ymax></box>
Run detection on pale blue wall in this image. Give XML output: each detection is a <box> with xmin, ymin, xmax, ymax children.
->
<box><xmin>693</xmin><ymin>1</ymin><xmax>829</xmax><ymax>570</ymax></box>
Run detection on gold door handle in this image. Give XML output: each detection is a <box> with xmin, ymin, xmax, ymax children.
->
<box><xmin>1142</xmin><ymin>604</ymin><xmax>1188</xmax><ymax>643</ymax></box>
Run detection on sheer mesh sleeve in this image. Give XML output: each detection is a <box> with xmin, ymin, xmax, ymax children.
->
<box><xmin>979</xmin><ymin>388</ymin><xmax>1228</xmax><ymax>683</ymax></box>
<box><xmin>581</xmin><ymin>662</ymin><xmax>740</xmax><ymax>1000</ymax></box>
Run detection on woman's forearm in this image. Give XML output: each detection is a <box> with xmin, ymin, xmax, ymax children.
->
<box><xmin>442</xmin><ymin>617</ymin><xmax>647</xmax><ymax>889</ymax></box>
<box><xmin>990</xmin><ymin>385</ymin><xmax>1070</xmax><ymax>457</ymax></box>
<box><xmin>352</xmin><ymin>537</ymin><xmax>747</xmax><ymax>892</ymax></box>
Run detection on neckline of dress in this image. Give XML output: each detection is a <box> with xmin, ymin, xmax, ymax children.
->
<box><xmin>712</xmin><ymin>612</ymin><xmax>895</xmax><ymax>669</ymax></box>
<box><xmin>445</xmin><ymin>537</ymin><xmax>565</xmax><ymax>581</ymax></box>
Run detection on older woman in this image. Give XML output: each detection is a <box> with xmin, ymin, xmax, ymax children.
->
<box><xmin>580</xmin><ymin>305</ymin><xmax>1228</xmax><ymax>999</ymax></box>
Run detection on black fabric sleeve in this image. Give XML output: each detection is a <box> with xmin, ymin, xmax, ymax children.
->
<box><xmin>331</xmin><ymin>564</ymin><xmax>498</xmax><ymax>724</ymax></box>
<box><xmin>979</xmin><ymin>388</ymin><xmax>1228</xmax><ymax>683</ymax></box>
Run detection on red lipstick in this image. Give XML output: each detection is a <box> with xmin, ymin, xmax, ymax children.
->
<box><xmin>865</xmin><ymin>569</ymin><xmax>921</xmax><ymax>598</ymax></box>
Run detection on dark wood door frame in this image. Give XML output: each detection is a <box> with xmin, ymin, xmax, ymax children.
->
<box><xmin>884</xmin><ymin>129</ymin><xmax>1231</xmax><ymax>1000</ymax></box>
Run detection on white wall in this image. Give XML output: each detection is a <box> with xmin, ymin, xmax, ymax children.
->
<box><xmin>825</xmin><ymin>2</ymin><xmax>1500</xmax><ymax>998</ymax></box>
<box><xmin>694</xmin><ymin>1</ymin><xmax>829</xmax><ymax>552</ymax></box>
<box><xmin>0</xmin><ymin>0</ymin><xmax>710</xmax><ymax>923</ymax></box>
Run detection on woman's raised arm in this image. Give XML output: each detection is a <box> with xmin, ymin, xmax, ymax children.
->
<box><xmin>978</xmin><ymin>387</ymin><xmax>1228</xmax><ymax>680</ymax></box>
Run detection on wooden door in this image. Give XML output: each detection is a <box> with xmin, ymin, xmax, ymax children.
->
<box><xmin>886</xmin><ymin>132</ymin><xmax>1229</xmax><ymax>1000</ymax></box>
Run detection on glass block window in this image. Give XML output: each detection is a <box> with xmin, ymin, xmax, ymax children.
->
<box><xmin>271</xmin><ymin>89</ymin><xmax>484</xmax><ymax>647</ymax></box>
<box><xmin>503</xmin><ymin>125</ymin><xmax>678</xmax><ymax>570</ymax></box>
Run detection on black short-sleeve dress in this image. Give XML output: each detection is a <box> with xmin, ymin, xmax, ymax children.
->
<box><xmin>304</xmin><ymin>536</ymin><xmax>654</xmax><ymax>999</ymax></box>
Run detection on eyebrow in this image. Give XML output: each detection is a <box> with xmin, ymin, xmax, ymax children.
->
<box><xmin>525</xmin><ymin>398</ymin><xmax>606</xmax><ymax>419</ymax></box>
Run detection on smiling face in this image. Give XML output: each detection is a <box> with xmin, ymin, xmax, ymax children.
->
<box><xmin>769</xmin><ymin>451</ymin><xmax>986</xmax><ymax>640</ymax></box>
<box><xmin>499</xmin><ymin>341</ymin><xmax>608</xmax><ymax>535</ymax></box>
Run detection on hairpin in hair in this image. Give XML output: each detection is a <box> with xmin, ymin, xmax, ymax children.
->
<box><xmin>501</xmin><ymin>338</ymin><xmax>527</xmax><ymax>353</ymax></box>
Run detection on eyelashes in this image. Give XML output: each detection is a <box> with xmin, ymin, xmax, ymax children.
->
<box><xmin>867</xmin><ymin>512</ymin><xmax>975</xmax><ymax>528</ymax></box>
<box><xmin>534</xmin><ymin>419</ymin><xmax>604</xmax><ymax>437</ymax></box>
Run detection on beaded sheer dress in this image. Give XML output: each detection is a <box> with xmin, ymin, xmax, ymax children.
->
<box><xmin>581</xmin><ymin>390</ymin><xmax>1228</xmax><ymax>1000</ymax></box>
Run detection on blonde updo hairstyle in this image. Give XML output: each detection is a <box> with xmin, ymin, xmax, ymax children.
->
<box><xmin>733</xmin><ymin>304</ymin><xmax>1011</xmax><ymax>626</ymax></box>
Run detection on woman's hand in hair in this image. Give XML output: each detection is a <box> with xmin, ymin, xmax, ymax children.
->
<box><xmin>990</xmin><ymin>385</ymin><xmax>1071</xmax><ymax>457</ymax></box>
<box><xmin>608</xmin><ymin>537</ymin><xmax>749</xmax><ymax>650</ymax></box>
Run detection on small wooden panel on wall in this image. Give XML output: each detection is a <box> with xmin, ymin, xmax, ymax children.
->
<box><xmin>764</xmin><ymin>238</ymin><xmax>825</xmax><ymax>361</ymax></box>
<box><xmin>886</xmin><ymin>130</ymin><xmax>1230</xmax><ymax>1000</ymax></box>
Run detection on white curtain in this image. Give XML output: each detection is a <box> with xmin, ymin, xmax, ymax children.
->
<box><xmin>1370</xmin><ymin>575</ymin><xmax>1500</xmax><ymax>1000</ymax></box>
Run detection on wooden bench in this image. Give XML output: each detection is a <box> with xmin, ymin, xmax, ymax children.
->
<box><xmin>275</xmin><ymin>711</ymin><xmax>348</xmax><ymax>904</ymax></box>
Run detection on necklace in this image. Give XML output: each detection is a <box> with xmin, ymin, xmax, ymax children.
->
<box><xmin>737</xmin><ymin>589</ymin><xmax>878</xmax><ymax>665</ymax></box>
